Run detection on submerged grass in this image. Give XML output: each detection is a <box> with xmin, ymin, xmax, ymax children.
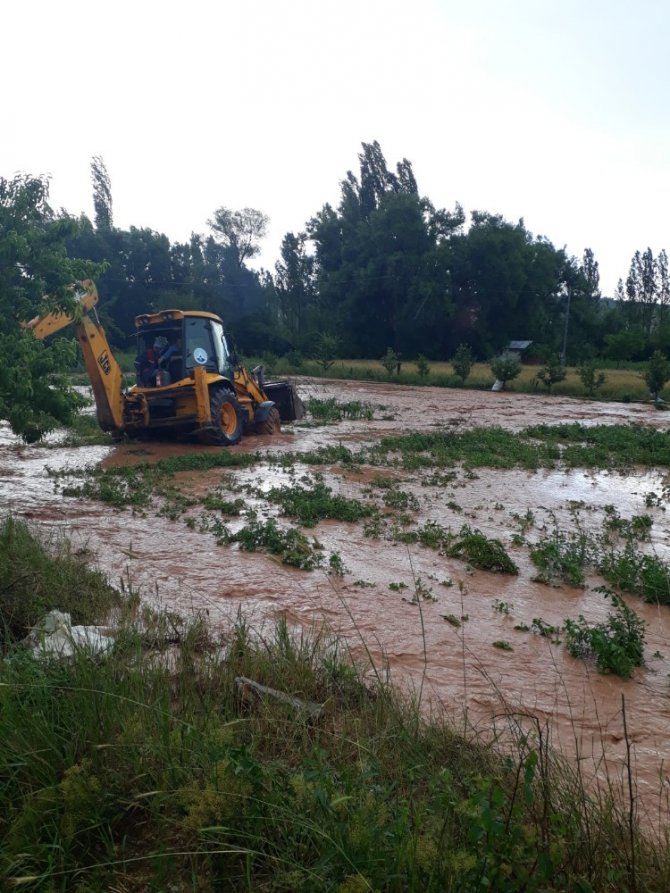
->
<box><xmin>2</xmin><ymin>518</ymin><xmax>670</xmax><ymax>891</ymax></box>
<box><xmin>371</xmin><ymin>424</ymin><xmax>670</xmax><ymax>472</ymax></box>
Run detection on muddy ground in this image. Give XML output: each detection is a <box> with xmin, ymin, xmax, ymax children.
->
<box><xmin>3</xmin><ymin>377</ymin><xmax>670</xmax><ymax>831</ymax></box>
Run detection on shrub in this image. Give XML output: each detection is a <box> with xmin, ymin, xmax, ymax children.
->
<box><xmin>380</xmin><ymin>347</ymin><xmax>401</xmax><ymax>376</ymax></box>
<box><xmin>444</xmin><ymin>525</ymin><xmax>519</xmax><ymax>574</ymax></box>
<box><xmin>644</xmin><ymin>350</ymin><xmax>670</xmax><ymax>405</ymax></box>
<box><xmin>451</xmin><ymin>343</ymin><xmax>474</xmax><ymax>382</ymax></box>
<box><xmin>577</xmin><ymin>360</ymin><xmax>606</xmax><ymax>397</ymax></box>
<box><xmin>416</xmin><ymin>354</ymin><xmax>431</xmax><ymax>378</ymax></box>
<box><xmin>536</xmin><ymin>356</ymin><xmax>567</xmax><ymax>393</ymax></box>
<box><xmin>564</xmin><ymin>592</ymin><xmax>646</xmax><ymax>678</ymax></box>
<box><xmin>313</xmin><ymin>333</ymin><xmax>339</xmax><ymax>371</ymax></box>
<box><xmin>530</xmin><ymin>534</ymin><xmax>588</xmax><ymax>587</ymax></box>
<box><xmin>489</xmin><ymin>351</ymin><xmax>521</xmax><ymax>389</ymax></box>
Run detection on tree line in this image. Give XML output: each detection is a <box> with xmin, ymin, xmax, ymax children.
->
<box><xmin>1</xmin><ymin>142</ymin><xmax>668</xmax><ymax>439</ymax></box>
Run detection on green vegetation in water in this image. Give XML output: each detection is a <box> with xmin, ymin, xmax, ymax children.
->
<box><xmin>370</xmin><ymin>423</ymin><xmax>670</xmax><ymax>473</ymax></box>
<box><xmin>54</xmin><ymin>450</ymin><xmax>259</xmax><ymax>511</ymax></box>
<box><xmin>530</xmin><ymin>532</ymin><xmax>589</xmax><ymax>588</ymax></box>
<box><xmin>200</xmin><ymin>492</ymin><xmax>246</xmax><ymax>515</ymax></box>
<box><xmin>564</xmin><ymin>592</ymin><xmax>646</xmax><ymax>678</ymax></box>
<box><xmin>599</xmin><ymin>545</ymin><xmax>670</xmax><ymax>605</ymax></box>
<box><xmin>305</xmin><ymin>396</ymin><xmax>376</xmax><ymax>422</ymax></box>
<box><xmin>274</xmin><ymin>443</ymin><xmax>361</xmax><ymax>468</ymax></box>
<box><xmin>493</xmin><ymin>639</ymin><xmax>513</xmax><ymax>651</ymax></box>
<box><xmin>265</xmin><ymin>476</ymin><xmax>376</xmax><ymax>527</ymax></box>
<box><xmin>531</xmin><ymin>618</ymin><xmax>562</xmax><ymax>644</ymax></box>
<box><xmin>442</xmin><ymin>613</ymin><xmax>462</xmax><ymax>627</ymax></box>
<box><xmin>230</xmin><ymin>518</ymin><xmax>324</xmax><ymax>570</ymax></box>
<box><xmin>370</xmin><ymin>426</ymin><xmax>560</xmax><ymax>471</ymax></box>
<box><xmin>444</xmin><ymin>525</ymin><xmax>519</xmax><ymax>575</ymax></box>
<box><xmin>523</xmin><ymin>423</ymin><xmax>670</xmax><ymax>469</ymax></box>
<box><xmin>1</xmin><ymin>520</ymin><xmax>669</xmax><ymax>890</ymax></box>
<box><xmin>47</xmin><ymin>412</ymin><xmax>114</xmax><ymax>447</ymax></box>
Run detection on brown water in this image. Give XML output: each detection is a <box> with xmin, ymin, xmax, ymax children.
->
<box><xmin>3</xmin><ymin>379</ymin><xmax>670</xmax><ymax>830</ymax></box>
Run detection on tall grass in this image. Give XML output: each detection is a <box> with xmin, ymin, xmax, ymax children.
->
<box><xmin>268</xmin><ymin>357</ymin><xmax>661</xmax><ymax>404</ymax></box>
<box><xmin>2</xmin><ymin>518</ymin><xmax>670</xmax><ymax>890</ymax></box>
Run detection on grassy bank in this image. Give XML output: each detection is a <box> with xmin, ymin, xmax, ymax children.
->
<box><xmin>1</xmin><ymin>518</ymin><xmax>669</xmax><ymax>891</ymax></box>
<box><xmin>67</xmin><ymin>348</ymin><xmax>661</xmax><ymax>405</ymax></box>
<box><xmin>250</xmin><ymin>357</ymin><xmax>660</xmax><ymax>405</ymax></box>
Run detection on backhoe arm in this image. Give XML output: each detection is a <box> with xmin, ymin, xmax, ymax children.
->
<box><xmin>25</xmin><ymin>280</ymin><xmax>127</xmax><ymax>435</ymax></box>
<box><xmin>25</xmin><ymin>281</ymin><xmax>100</xmax><ymax>340</ymax></box>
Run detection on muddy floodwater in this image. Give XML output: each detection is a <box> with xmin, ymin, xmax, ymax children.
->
<box><xmin>4</xmin><ymin>378</ymin><xmax>670</xmax><ymax>831</ymax></box>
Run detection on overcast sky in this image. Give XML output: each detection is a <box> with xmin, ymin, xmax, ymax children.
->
<box><xmin>4</xmin><ymin>0</ymin><xmax>669</xmax><ymax>296</ymax></box>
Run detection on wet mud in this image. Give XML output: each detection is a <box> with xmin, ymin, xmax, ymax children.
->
<box><xmin>3</xmin><ymin>379</ymin><xmax>670</xmax><ymax>829</ymax></box>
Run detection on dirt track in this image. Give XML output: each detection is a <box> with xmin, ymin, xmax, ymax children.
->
<box><xmin>3</xmin><ymin>377</ymin><xmax>670</xmax><ymax>829</ymax></box>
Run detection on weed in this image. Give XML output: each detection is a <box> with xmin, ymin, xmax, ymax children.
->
<box><xmin>441</xmin><ymin>613</ymin><xmax>461</xmax><ymax>627</ymax></box>
<box><xmin>444</xmin><ymin>525</ymin><xmax>519</xmax><ymax>575</ymax></box>
<box><xmin>603</xmin><ymin>505</ymin><xmax>653</xmax><ymax>541</ymax></box>
<box><xmin>599</xmin><ymin>545</ymin><xmax>670</xmax><ymax>605</ymax></box>
<box><xmin>493</xmin><ymin>639</ymin><xmax>513</xmax><ymax>651</ymax></box>
<box><xmin>389</xmin><ymin>581</ymin><xmax>408</xmax><ymax>591</ymax></box>
<box><xmin>266</xmin><ymin>477</ymin><xmax>375</xmax><ymax>527</ymax></box>
<box><xmin>524</xmin><ymin>422</ymin><xmax>670</xmax><ymax>469</ymax></box>
<box><xmin>306</xmin><ymin>397</ymin><xmax>375</xmax><ymax>422</ymax></box>
<box><xmin>381</xmin><ymin>485</ymin><xmax>420</xmax><ymax>512</ymax></box>
<box><xmin>564</xmin><ymin>592</ymin><xmax>646</xmax><ymax>678</ymax></box>
<box><xmin>531</xmin><ymin>618</ymin><xmax>562</xmax><ymax>644</ymax></box>
<box><xmin>231</xmin><ymin>519</ymin><xmax>324</xmax><ymax>570</ymax></box>
<box><xmin>201</xmin><ymin>492</ymin><xmax>246</xmax><ymax>515</ymax></box>
<box><xmin>0</xmin><ymin>517</ymin><xmax>123</xmax><ymax>648</ymax></box>
<box><xmin>415</xmin><ymin>520</ymin><xmax>449</xmax><ymax>550</ymax></box>
<box><xmin>512</xmin><ymin>508</ymin><xmax>535</xmax><ymax>534</ymax></box>
<box><xmin>402</xmin><ymin>577</ymin><xmax>436</xmax><ymax>604</ymax></box>
<box><xmin>328</xmin><ymin>552</ymin><xmax>347</xmax><ymax>576</ymax></box>
<box><xmin>493</xmin><ymin>599</ymin><xmax>512</xmax><ymax>614</ymax></box>
<box><xmin>530</xmin><ymin>533</ymin><xmax>588</xmax><ymax>588</ymax></box>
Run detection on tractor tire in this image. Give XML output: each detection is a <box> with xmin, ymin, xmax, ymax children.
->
<box><xmin>200</xmin><ymin>389</ymin><xmax>244</xmax><ymax>446</ymax></box>
<box><xmin>255</xmin><ymin>406</ymin><xmax>281</xmax><ymax>436</ymax></box>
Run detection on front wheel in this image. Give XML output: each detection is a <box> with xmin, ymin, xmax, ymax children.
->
<box><xmin>200</xmin><ymin>389</ymin><xmax>244</xmax><ymax>446</ymax></box>
<box><xmin>255</xmin><ymin>406</ymin><xmax>281</xmax><ymax>435</ymax></box>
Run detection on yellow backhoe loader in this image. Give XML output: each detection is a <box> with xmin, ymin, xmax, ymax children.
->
<box><xmin>26</xmin><ymin>280</ymin><xmax>304</xmax><ymax>445</ymax></box>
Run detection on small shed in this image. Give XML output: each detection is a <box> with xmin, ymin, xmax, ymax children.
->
<box><xmin>507</xmin><ymin>340</ymin><xmax>533</xmax><ymax>356</ymax></box>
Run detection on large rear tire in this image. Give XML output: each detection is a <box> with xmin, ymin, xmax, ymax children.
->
<box><xmin>200</xmin><ymin>389</ymin><xmax>244</xmax><ymax>446</ymax></box>
<box><xmin>255</xmin><ymin>405</ymin><xmax>281</xmax><ymax>436</ymax></box>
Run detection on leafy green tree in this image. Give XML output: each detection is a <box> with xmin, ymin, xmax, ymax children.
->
<box><xmin>603</xmin><ymin>330</ymin><xmax>646</xmax><ymax>366</ymax></box>
<box><xmin>442</xmin><ymin>213</ymin><xmax>572</xmax><ymax>357</ymax></box>
<box><xmin>416</xmin><ymin>355</ymin><xmax>430</xmax><ymax>378</ymax></box>
<box><xmin>489</xmin><ymin>351</ymin><xmax>521</xmax><ymax>389</ymax></box>
<box><xmin>313</xmin><ymin>333</ymin><xmax>339</xmax><ymax>371</ymax></box>
<box><xmin>0</xmin><ymin>174</ymin><xmax>98</xmax><ymax>441</ymax></box>
<box><xmin>91</xmin><ymin>155</ymin><xmax>113</xmax><ymax>231</ymax></box>
<box><xmin>644</xmin><ymin>350</ymin><xmax>670</xmax><ymax>405</ymax></box>
<box><xmin>451</xmin><ymin>343</ymin><xmax>473</xmax><ymax>382</ymax></box>
<box><xmin>577</xmin><ymin>360</ymin><xmax>606</xmax><ymax>397</ymax></box>
<box><xmin>381</xmin><ymin>347</ymin><xmax>401</xmax><ymax>376</ymax></box>
<box><xmin>307</xmin><ymin>141</ymin><xmax>463</xmax><ymax>359</ymax></box>
<box><xmin>208</xmin><ymin>206</ymin><xmax>269</xmax><ymax>269</ymax></box>
<box><xmin>536</xmin><ymin>356</ymin><xmax>567</xmax><ymax>393</ymax></box>
<box><xmin>274</xmin><ymin>232</ymin><xmax>316</xmax><ymax>345</ymax></box>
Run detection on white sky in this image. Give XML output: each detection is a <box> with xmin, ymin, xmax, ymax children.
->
<box><xmin>3</xmin><ymin>0</ymin><xmax>669</xmax><ymax>296</ymax></box>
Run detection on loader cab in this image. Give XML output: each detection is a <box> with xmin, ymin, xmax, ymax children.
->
<box><xmin>134</xmin><ymin>311</ymin><xmax>236</xmax><ymax>388</ymax></box>
<box><xmin>183</xmin><ymin>316</ymin><xmax>235</xmax><ymax>381</ymax></box>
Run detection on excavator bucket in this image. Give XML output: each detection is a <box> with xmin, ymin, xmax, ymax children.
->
<box><xmin>264</xmin><ymin>379</ymin><xmax>306</xmax><ymax>422</ymax></box>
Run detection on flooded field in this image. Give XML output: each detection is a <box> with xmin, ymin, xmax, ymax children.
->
<box><xmin>3</xmin><ymin>377</ymin><xmax>670</xmax><ymax>830</ymax></box>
